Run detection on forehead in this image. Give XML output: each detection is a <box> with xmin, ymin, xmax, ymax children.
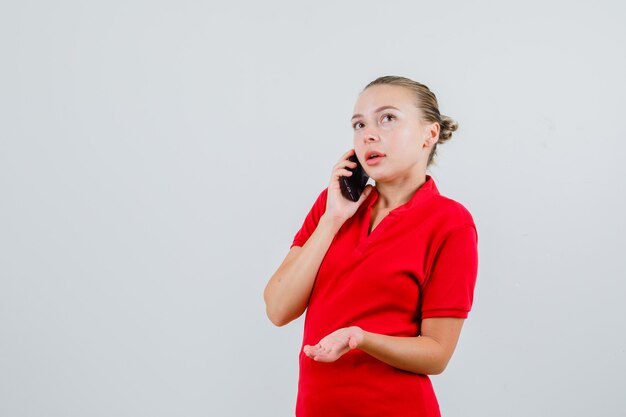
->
<box><xmin>353</xmin><ymin>84</ymin><xmax>418</xmax><ymax>114</ymax></box>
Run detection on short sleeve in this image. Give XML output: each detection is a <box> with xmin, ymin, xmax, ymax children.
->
<box><xmin>290</xmin><ymin>187</ymin><xmax>328</xmax><ymax>249</ymax></box>
<box><xmin>421</xmin><ymin>224</ymin><xmax>479</xmax><ymax>319</ymax></box>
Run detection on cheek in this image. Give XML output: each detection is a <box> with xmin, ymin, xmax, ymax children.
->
<box><xmin>394</xmin><ymin>140</ymin><xmax>421</xmax><ymax>165</ymax></box>
<box><xmin>353</xmin><ymin>138</ymin><xmax>365</xmax><ymax>153</ymax></box>
<box><xmin>391</xmin><ymin>132</ymin><xmax>418</xmax><ymax>152</ymax></box>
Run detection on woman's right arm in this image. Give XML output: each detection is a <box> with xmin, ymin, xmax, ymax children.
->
<box><xmin>264</xmin><ymin>148</ymin><xmax>373</xmax><ymax>327</ymax></box>
<box><xmin>263</xmin><ymin>213</ymin><xmax>343</xmax><ymax>327</ymax></box>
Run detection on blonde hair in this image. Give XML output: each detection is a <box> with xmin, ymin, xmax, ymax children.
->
<box><xmin>362</xmin><ymin>75</ymin><xmax>459</xmax><ymax>167</ymax></box>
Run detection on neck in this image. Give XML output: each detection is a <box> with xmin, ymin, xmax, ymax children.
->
<box><xmin>374</xmin><ymin>172</ymin><xmax>427</xmax><ymax>210</ymax></box>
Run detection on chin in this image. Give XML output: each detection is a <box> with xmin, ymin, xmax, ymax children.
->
<box><xmin>369</xmin><ymin>170</ymin><xmax>408</xmax><ymax>185</ymax></box>
<box><xmin>367</xmin><ymin>173</ymin><xmax>388</xmax><ymax>183</ymax></box>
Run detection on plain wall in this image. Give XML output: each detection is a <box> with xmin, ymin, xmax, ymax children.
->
<box><xmin>1</xmin><ymin>1</ymin><xmax>625</xmax><ymax>416</ymax></box>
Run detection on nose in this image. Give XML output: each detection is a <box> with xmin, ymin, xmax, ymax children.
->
<box><xmin>361</xmin><ymin>127</ymin><xmax>380</xmax><ymax>143</ymax></box>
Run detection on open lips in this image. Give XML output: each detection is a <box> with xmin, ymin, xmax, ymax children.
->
<box><xmin>365</xmin><ymin>150</ymin><xmax>386</xmax><ymax>164</ymax></box>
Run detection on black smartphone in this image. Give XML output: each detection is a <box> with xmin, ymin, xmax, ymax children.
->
<box><xmin>339</xmin><ymin>154</ymin><xmax>370</xmax><ymax>202</ymax></box>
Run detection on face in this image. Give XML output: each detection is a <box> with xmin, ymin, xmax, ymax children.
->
<box><xmin>351</xmin><ymin>84</ymin><xmax>439</xmax><ymax>184</ymax></box>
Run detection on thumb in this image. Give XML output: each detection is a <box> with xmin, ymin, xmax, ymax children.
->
<box><xmin>348</xmin><ymin>336</ymin><xmax>358</xmax><ymax>349</ymax></box>
<box><xmin>358</xmin><ymin>185</ymin><xmax>373</xmax><ymax>203</ymax></box>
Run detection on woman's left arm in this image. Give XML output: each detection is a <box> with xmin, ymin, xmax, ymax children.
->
<box><xmin>302</xmin><ymin>317</ymin><xmax>465</xmax><ymax>375</ymax></box>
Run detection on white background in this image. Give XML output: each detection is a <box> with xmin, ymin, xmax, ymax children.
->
<box><xmin>1</xmin><ymin>1</ymin><xmax>625</xmax><ymax>416</ymax></box>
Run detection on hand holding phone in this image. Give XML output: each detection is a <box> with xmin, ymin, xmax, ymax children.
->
<box><xmin>339</xmin><ymin>154</ymin><xmax>370</xmax><ymax>202</ymax></box>
<box><xmin>324</xmin><ymin>149</ymin><xmax>373</xmax><ymax>227</ymax></box>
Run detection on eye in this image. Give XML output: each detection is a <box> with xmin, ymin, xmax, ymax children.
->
<box><xmin>352</xmin><ymin>121</ymin><xmax>364</xmax><ymax>130</ymax></box>
<box><xmin>382</xmin><ymin>113</ymin><xmax>395</xmax><ymax>123</ymax></box>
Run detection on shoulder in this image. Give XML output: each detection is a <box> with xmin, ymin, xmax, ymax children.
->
<box><xmin>426</xmin><ymin>194</ymin><xmax>477</xmax><ymax>241</ymax></box>
<box><xmin>432</xmin><ymin>195</ymin><xmax>475</xmax><ymax>226</ymax></box>
<box><xmin>312</xmin><ymin>187</ymin><xmax>329</xmax><ymax>209</ymax></box>
<box><xmin>300</xmin><ymin>186</ymin><xmax>329</xmax><ymax>219</ymax></box>
<box><xmin>425</xmin><ymin>196</ymin><xmax>479</xmax><ymax>260</ymax></box>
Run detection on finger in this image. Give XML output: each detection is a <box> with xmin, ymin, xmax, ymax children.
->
<box><xmin>334</xmin><ymin>162</ymin><xmax>357</xmax><ymax>172</ymax></box>
<box><xmin>336</xmin><ymin>148</ymin><xmax>355</xmax><ymax>163</ymax></box>
<box><xmin>357</xmin><ymin>185</ymin><xmax>373</xmax><ymax>202</ymax></box>
<box><xmin>307</xmin><ymin>347</ymin><xmax>322</xmax><ymax>360</ymax></box>
<box><xmin>338</xmin><ymin>157</ymin><xmax>358</xmax><ymax>167</ymax></box>
<box><xmin>305</xmin><ymin>348</ymin><xmax>320</xmax><ymax>359</ymax></box>
<box><xmin>332</xmin><ymin>161</ymin><xmax>357</xmax><ymax>175</ymax></box>
<box><xmin>304</xmin><ymin>344</ymin><xmax>322</xmax><ymax>355</ymax></box>
<box><xmin>348</xmin><ymin>336</ymin><xmax>357</xmax><ymax>349</ymax></box>
<box><xmin>333</xmin><ymin>168</ymin><xmax>353</xmax><ymax>179</ymax></box>
<box><xmin>312</xmin><ymin>344</ymin><xmax>326</xmax><ymax>354</ymax></box>
<box><xmin>313</xmin><ymin>352</ymin><xmax>332</xmax><ymax>362</ymax></box>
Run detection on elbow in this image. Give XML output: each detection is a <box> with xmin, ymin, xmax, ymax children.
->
<box><xmin>428</xmin><ymin>364</ymin><xmax>446</xmax><ymax>376</ymax></box>
<box><xmin>427</xmin><ymin>357</ymin><xmax>452</xmax><ymax>375</ymax></box>
<box><xmin>265</xmin><ymin>300</ymin><xmax>304</xmax><ymax>327</ymax></box>
<box><xmin>263</xmin><ymin>293</ymin><xmax>294</xmax><ymax>327</ymax></box>
<box><xmin>264</xmin><ymin>287</ymin><xmax>286</xmax><ymax>326</ymax></box>
<box><xmin>265</xmin><ymin>306</ymin><xmax>286</xmax><ymax>327</ymax></box>
<box><xmin>265</xmin><ymin>306</ymin><xmax>293</xmax><ymax>327</ymax></box>
<box><xmin>270</xmin><ymin>317</ymin><xmax>290</xmax><ymax>327</ymax></box>
<box><xmin>263</xmin><ymin>284</ymin><xmax>304</xmax><ymax>327</ymax></box>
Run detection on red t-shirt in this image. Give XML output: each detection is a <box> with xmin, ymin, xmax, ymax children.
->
<box><xmin>290</xmin><ymin>175</ymin><xmax>479</xmax><ymax>417</ymax></box>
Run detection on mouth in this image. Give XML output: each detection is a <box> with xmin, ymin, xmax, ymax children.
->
<box><xmin>364</xmin><ymin>150</ymin><xmax>386</xmax><ymax>166</ymax></box>
<box><xmin>365</xmin><ymin>150</ymin><xmax>386</xmax><ymax>162</ymax></box>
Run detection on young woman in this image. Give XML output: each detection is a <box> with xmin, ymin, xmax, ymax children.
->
<box><xmin>264</xmin><ymin>75</ymin><xmax>479</xmax><ymax>417</ymax></box>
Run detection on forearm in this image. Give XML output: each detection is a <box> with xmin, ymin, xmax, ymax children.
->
<box><xmin>357</xmin><ymin>330</ymin><xmax>450</xmax><ymax>375</ymax></box>
<box><xmin>264</xmin><ymin>213</ymin><xmax>343</xmax><ymax>326</ymax></box>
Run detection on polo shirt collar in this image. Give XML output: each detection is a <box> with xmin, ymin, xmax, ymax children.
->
<box><xmin>366</xmin><ymin>174</ymin><xmax>439</xmax><ymax>214</ymax></box>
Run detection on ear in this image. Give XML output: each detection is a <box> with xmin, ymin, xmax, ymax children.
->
<box><xmin>422</xmin><ymin>122</ymin><xmax>440</xmax><ymax>148</ymax></box>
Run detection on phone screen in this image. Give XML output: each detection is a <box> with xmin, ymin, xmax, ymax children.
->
<box><xmin>339</xmin><ymin>154</ymin><xmax>370</xmax><ymax>202</ymax></box>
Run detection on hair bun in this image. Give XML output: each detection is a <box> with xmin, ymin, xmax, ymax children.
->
<box><xmin>439</xmin><ymin>114</ymin><xmax>458</xmax><ymax>143</ymax></box>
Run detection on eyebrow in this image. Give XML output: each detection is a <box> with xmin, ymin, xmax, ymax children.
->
<box><xmin>351</xmin><ymin>105</ymin><xmax>401</xmax><ymax>121</ymax></box>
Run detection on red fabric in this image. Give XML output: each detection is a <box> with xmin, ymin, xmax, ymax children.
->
<box><xmin>290</xmin><ymin>175</ymin><xmax>479</xmax><ymax>417</ymax></box>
